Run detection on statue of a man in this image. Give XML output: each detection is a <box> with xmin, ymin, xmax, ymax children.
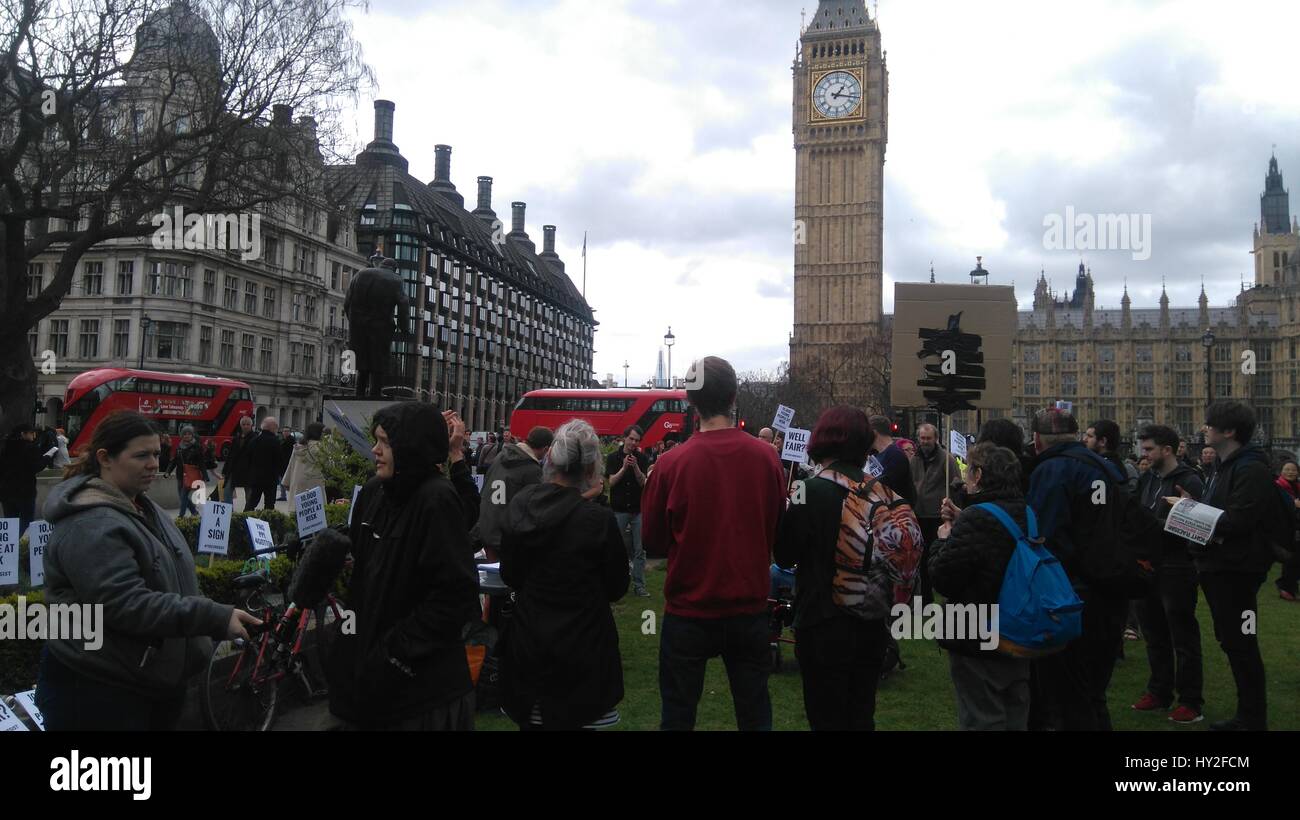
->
<box><xmin>343</xmin><ymin>257</ymin><xmax>409</xmax><ymax>398</ymax></box>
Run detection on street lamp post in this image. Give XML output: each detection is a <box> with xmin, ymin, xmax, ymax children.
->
<box><xmin>139</xmin><ymin>315</ymin><xmax>152</xmax><ymax>370</ymax></box>
<box><xmin>1202</xmin><ymin>328</ymin><xmax>1216</xmax><ymax>427</ymax></box>
<box><xmin>664</xmin><ymin>327</ymin><xmax>675</xmax><ymax>389</ymax></box>
<box><xmin>623</xmin><ymin>360</ymin><xmax>629</xmax><ymax>388</ymax></box>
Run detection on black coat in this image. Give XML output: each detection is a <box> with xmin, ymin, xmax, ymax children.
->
<box><xmin>498</xmin><ymin>482</ymin><xmax>628</xmax><ymax>729</ymax></box>
<box><xmin>327</xmin><ymin>402</ymin><xmax>480</xmax><ymax>726</ymax></box>
<box><xmin>328</xmin><ymin>474</ymin><xmax>479</xmax><ymax>726</ymax></box>
<box><xmin>0</xmin><ymin>437</ymin><xmax>52</xmax><ymax>500</ymax></box>
<box><xmin>223</xmin><ymin>430</ymin><xmax>255</xmax><ymax>486</ymax></box>
<box><xmin>928</xmin><ymin>488</ymin><xmax>1027</xmax><ymax>656</ymax></box>
<box><xmin>1193</xmin><ymin>445</ymin><xmax>1276</xmax><ymax>575</ymax></box>
<box><xmin>1135</xmin><ymin>463</ymin><xmax>1204</xmax><ymax>564</ymax></box>
<box><xmin>243</xmin><ymin>430</ymin><xmax>282</xmax><ymax>486</ymax></box>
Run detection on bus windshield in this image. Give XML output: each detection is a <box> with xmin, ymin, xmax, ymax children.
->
<box><xmin>63</xmin><ymin>383</ymin><xmax>113</xmax><ymax>445</ymax></box>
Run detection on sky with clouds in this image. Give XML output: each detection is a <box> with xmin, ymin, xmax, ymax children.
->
<box><xmin>340</xmin><ymin>0</ymin><xmax>1300</xmax><ymax>386</ymax></box>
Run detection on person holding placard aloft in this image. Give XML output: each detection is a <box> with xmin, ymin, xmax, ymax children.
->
<box><xmin>37</xmin><ymin>411</ymin><xmax>261</xmax><ymax>731</ymax></box>
<box><xmin>327</xmin><ymin>402</ymin><xmax>480</xmax><ymax>730</ymax></box>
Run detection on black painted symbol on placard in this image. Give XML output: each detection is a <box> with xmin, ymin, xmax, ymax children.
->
<box><xmin>916</xmin><ymin>311</ymin><xmax>986</xmax><ymax>414</ymax></box>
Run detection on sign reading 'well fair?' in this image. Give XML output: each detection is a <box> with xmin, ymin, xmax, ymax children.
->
<box><xmin>781</xmin><ymin>428</ymin><xmax>811</xmax><ymax>465</ymax></box>
<box><xmin>295</xmin><ymin>487</ymin><xmax>327</xmax><ymax>538</ymax></box>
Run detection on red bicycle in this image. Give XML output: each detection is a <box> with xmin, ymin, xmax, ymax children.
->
<box><xmin>200</xmin><ymin>539</ymin><xmax>349</xmax><ymax>732</ymax></box>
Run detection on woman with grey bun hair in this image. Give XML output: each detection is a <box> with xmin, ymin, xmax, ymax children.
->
<box><xmin>498</xmin><ymin>419</ymin><xmax>629</xmax><ymax>729</ymax></box>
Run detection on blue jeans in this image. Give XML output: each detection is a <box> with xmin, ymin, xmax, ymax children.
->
<box><xmin>658</xmin><ymin>612</ymin><xmax>771</xmax><ymax>731</ymax></box>
<box><xmin>222</xmin><ymin>479</ymin><xmax>239</xmax><ymax>504</ymax></box>
<box><xmin>177</xmin><ymin>475</ymin><xmax>200</xmax><ymax>517</ymax></box>
<box><xmin>614</xmin><ymin>511</ymin><xmax>645</xmax><ymax>591</ymax></box>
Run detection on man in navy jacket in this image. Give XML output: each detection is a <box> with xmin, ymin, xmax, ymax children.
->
<box><xmin>1025</xmin><ymin>407</ymin><xmax>1129</xmax><ymax>731</ymax></box>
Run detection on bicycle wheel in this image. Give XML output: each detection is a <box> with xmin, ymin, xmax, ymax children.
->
<box><xmin>200</xmin><ymin>636</ymin><xmax>279</xmax><ymax>731</ymax></box>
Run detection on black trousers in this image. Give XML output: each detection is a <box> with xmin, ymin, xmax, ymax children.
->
<box><xmin>1276</xmin><ymin>552</ymin><xmax>1300</xmax><ymax>596</ymax></box>
<box><xmin>244</xmin><ymin>481</ymin><xmax>278</xmax><ymax>511</ymax></box>
<box><xmin>1199</xmin><ymin>570</ymin><xmax>1268</xmax><ymax>729</ymax></box>
<box><xmin>1030</xmin><ymin>593</ymin><xmax>1127</xmax><ymax>731</ymax></box>
<box><xmin>795</xmin><ymin>617</ymin><xmax>888</xmax><ymax>731</ymax></box>
<box><xmin>1135</xmin><ymin>562</ymin><xmax>1203</xmax><ymax>709</ymax></box>
<box><xmin>0</xmin><ymin>496</ymin><xmax>36</xmax><ymax>535</ymax></box>
<box><xmin>917</xmin><ymin>517</ymin><xmax>941</xmax><ymax>604</ymax></box>
<box><xmin>36</xmin><ymin>648</ymin><xmax>185</xmax><ymax>731</ymax></box>
<box><xmin>658</xmin><ymin>612</ymin><xmax>771</xmax><ymax>731</ymax></box>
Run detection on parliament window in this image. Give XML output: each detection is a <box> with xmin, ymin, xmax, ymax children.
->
<box><xmin>78</xmin><ymin>319</ymin><xmax>100</xmax><ymax>358</ymax></box>
<box><xmin>1099</xmin><ymin>372</ymin><xmax>1116</xmax><ymax>397</ymax></box>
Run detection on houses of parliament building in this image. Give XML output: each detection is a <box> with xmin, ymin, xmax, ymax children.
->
<box><xmin>1002</xmin><ymin>153</ymin><xmax>1300</xmax><ymax>449</ymax></box>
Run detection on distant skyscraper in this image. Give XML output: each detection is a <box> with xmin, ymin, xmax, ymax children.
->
<box><xmin>654</xmin><ymin>350</ymin><xmax>667</xmax><ymax>388</ymax></box>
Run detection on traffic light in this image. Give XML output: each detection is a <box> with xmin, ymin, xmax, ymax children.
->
<box><xmin>739</xmin><ymin>419</ymin><xmax>747</xmax><ymax>431</ymax></box>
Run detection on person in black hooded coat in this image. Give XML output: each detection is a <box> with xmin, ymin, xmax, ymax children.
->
<box><xmin>929</xmin><ymin>442</ymin><xmax>1034</xmax><ymax>731</ymax></box>
<box><xmin>327</xmin><ymin>402</ymin><xmax>481</xmax><ymax>730</ymax></box>
<box><xmin>497</xmin><ymin>419</ymin><xmax>628</xmax><ymax>730</ymax></box>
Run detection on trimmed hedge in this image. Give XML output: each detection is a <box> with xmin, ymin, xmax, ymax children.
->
<box><xmin>0</xmin><ymin>589</ymin><xmax>45</xmax><ymax>694</ymax></box>
<box><xmin>2</xmin><ymin>501</ymin><xmax>354</xmax><ymax>693</ymax></box>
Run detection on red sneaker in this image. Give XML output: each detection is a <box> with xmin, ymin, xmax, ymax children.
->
<box><xmin>1169</xmin><ymin>705</ymin><xmax>1204</xmax><ymax>724</ymax></box>
<box><xmin>1131</xmin><ymin>693</ymin><xmax>1170</xmax><ymax>712</ymax></box>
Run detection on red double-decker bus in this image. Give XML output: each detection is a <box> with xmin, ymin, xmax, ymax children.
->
<box><xmin>63</xmin><ymin>369</ymin><xmax>255</xmax><ymax>460</ymax></box>
<box><xmin>509</xmin><ymin>389</ymin><xmax>690</xmax><ymax>447</ymax></box>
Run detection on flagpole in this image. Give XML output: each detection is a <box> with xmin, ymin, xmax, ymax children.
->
<box><xmin>582</xmin><ymin>230</ymin><xmax>588</xmax><ymax>300</ymax></box>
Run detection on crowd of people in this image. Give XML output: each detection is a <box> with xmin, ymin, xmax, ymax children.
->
<box><xmin>11</xmin><ymin>352</ymin><xmax>1297</xmax><ymax>732</ymax></box>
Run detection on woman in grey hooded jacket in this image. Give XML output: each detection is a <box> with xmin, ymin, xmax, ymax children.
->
<box><xmin>37</xmin><ymin>411</ymin><xmax>260</xmax><ymax>730</ymax></box>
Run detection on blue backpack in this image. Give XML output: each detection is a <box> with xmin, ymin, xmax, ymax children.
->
<box><xmin>972</xmin><ymin>503</ymin><xmax>1084</xmax><ymax>658</ymax></box>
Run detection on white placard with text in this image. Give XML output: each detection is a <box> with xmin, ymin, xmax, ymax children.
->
<box><xmin>295</xmin><ymin>487</ymin><xmax>327</xmax><ymax>538</ymax></box>
<box><xmin>0</xmin><ymin>518</ymin><xmax>19</xmax><ymax>587</ymax></box>
<box><xmin>26</xmin><ymin>521</ymin><xmax>51</xmax><ymax>587</ymax></box>
<box><xmin>781</xmin><ymin>428</ymin><xmax>811</xmax><ymax>465</ymax></box>
<box><xmin>197</xmin><ymin>501</ymin><xmax>234</xmax><ymax>556</ymax></box>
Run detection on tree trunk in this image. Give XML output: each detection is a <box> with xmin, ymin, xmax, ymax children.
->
<box><xmin>0</xmin><ymin>324</ymin><xmax>38</xmax><ymax>438</ymax></box>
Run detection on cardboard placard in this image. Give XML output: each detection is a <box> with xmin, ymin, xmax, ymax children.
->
<box><xmin>347</xmin><ymin>484</ymin><xmax>362</xmax><ymax>528</ymax></box>
<box><xmin>26</xmin><ymin>521</ymin><xmax>51</xmax><ymax>588</ymax></box>
<box><xmin>781</xmin><ymin>428</ymin><xmax>811</xmax><ymax>465</ymax></box>
<box><xmin>949</xmin><ymin>430</ymin><xmax>968</xmax><ymax>461</ymax></box>
<box><xmin>0</xmin><ymin>700</ymin><xmax>28</xmax><ymax>731</ymax></box>
<box><xmin>772</xmin><ymin>405</ymin><xmax>796</xmax><ymax>434</ymax></box>
<box><xmin>246</xmin><ymin>518</ymin><xmax>275</xmax><ymax>556</ymax></box>
<box><xmin>295</xmin><ymin>487</ymin><xmax>327</xmax><ymax>538</ymax></box>
<box><xmin>14</xmin><ymin>690</ymin><xmax>44</xmax><ymax>731</ymax></box>
<box><xmin>866</xmin><ymin>455</ymin><xmax>885</xmax><ymax>478</ymax></box>
<box><xmin>0</xmin><ymin>518</ymin><xmax>18</xmax><ymax>587</ymax></box>
<box><xmin>324</xmin><ymin>402</ymin><xmax>376</xmax><ymax>463</ymax></box>
<box><xmin>1164</xmin><ymin>499</ymin><xmax>1225</xmax><ymax>547</ymax></box>
<box><xmin>197</xmin><ymin>501</ymin><xmax>234</xmax><ymax>556</ymax></box>
<box><xmin>890</xmin><ymin>283</ymin><xmax>1016</xmax><ymax>412</ymax></box>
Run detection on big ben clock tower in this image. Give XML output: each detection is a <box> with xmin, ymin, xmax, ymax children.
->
<box><xmin>791</xmin><ymin>1</ymin><xmax>888</xmax><ymax>394</ymax></box>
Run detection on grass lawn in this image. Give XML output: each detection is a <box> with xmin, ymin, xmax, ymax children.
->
<box><xmin>476</xmin><ymin>561</ymin><xmax>1300</xmax><ymax>731</ymax></box>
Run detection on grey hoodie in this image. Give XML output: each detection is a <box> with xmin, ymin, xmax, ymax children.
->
<box><xmin>42</xmin><ymin>474</ymin><xmax>233</xmax><ymax>698</ymax></box>
<box><xmin>474</xmin><ymin>442</ymin><xmax>543</xmax><ymax>551</ymax></box>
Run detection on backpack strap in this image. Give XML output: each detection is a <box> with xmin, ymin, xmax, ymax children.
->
<box><xmin>971</xmin><ymin>502</ymin><xmax>1027</xmax><ymax>543</ymax></box>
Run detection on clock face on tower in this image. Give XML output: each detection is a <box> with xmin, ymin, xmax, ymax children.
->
<box><xmin>812</xmin><ymin>70</ymin><xmax>863</xmax><ymax>119</ymax></box>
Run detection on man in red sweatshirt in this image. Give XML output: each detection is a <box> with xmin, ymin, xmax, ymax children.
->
<box><xmin>642</xmin><ymin>356</ymin><xmax>787</xmax><ymax>730</ymax></box>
